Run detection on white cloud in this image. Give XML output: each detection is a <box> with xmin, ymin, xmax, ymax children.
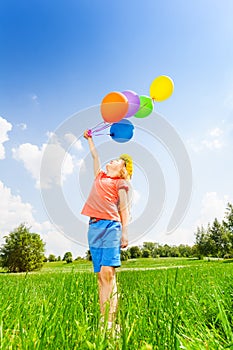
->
<box><xmin>0</xmin><ymin>180</ymin><xmax>35</xmax><ymax>234</ymax></box>
<box><xmin>0</xmin><ymin>181</ymin><xmax>83</xmax><ymax>257</ymax></box>
<box><xmin>0</xmin><ymin>116</ymin><xmax>12</xmax><ymax>159</ymax></box>
<box><xmin>201</xmin><ymin>138</ymin><xmax>223</xmax><ymax>150</ymax></box>
<box><xmin>42</xmin><ymin>228</ymin><xmax>83</xmax><ymax>257</ymax></box>
<box><xmin>12</xmin><ymin>143</ymin><xmax>42</xmax><ymax>184</ymax></box>
<box><xmin>209</xmin><ymin>127</ymin><xmax>223</xmax><ymax>137</ymax></box>
<box><xmin>17</xmin><ymin>123</ymin><xmax>27</xmax><ymax>130</ymax></box>
<box><xmin>157</xmin><ymin>227</ymin><xmax>196</xmax><ymax>246</ymax></box>
<box><xmin>31</xmin><ymin>94</ymin><xmax>39</xmax><ymax>104</ymax></box>
<box><xmin>187</xmin><ymin>126</ymin><xmax>224</xmax><ymax>152</ymax></box>
<box><xmin>143</xmin><ymin>192</ymin><xmax>231</xmax><ymax>247</ymax></box>
<box><xmin>64</xmin><ymin>133</ymin><xmax>84</xmax><ymax>151</ymax></box>
<box><xmin>196</xmin><ymin>192</ymin><xmax>229</xmax><ymax>227</ymax></box>
<box><xmin>12</xmin><ymin>142</ymin><xmax>75</xmax><ymax>189</ymax></box>
<box><xmin>46</xmin><ymin>131</ymin><xmax>56</xmax><ymax>139</ymax></box>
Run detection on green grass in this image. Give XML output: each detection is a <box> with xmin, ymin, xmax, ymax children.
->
<box><xmin>0</xmin><ymin>259</ymin><xmax>233</xmax><ymax>349</ymax></box>
<box><xmin>38</xmin><ymin>257</ymin><xmax>206</xmax><ymax>274</ymax></box>
<box><xmin>41</xmin><ymin>260</ymin><xmax>93</xmax><ymax>273</ymax></box>
<box><xmin>120</xmin><ymin>257</ymin><xmax>205</xmax><ymax>269</ymax></box>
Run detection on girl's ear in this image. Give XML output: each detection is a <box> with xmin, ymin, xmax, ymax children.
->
<box><xmin>119</xmin><ymin>167</ymin><xmax>129</xmax><ymax>180</ymax></box>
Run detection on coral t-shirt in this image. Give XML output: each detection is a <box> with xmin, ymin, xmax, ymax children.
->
<box><xmin>81</xmin><ymin>171</ymin><xmax>129</xmax><ymax>221</ymax></box>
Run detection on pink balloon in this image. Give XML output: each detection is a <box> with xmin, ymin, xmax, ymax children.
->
<box><xmin>122</xmin><ymin>90</ymin><xmax>140</xmax><ymax>118</ymax></box>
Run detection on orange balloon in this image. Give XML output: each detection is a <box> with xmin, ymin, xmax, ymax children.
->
<box><xmin>101</xmin><ymin>92</ymin><xmax>129</xmax><ymax>123</ymax></box>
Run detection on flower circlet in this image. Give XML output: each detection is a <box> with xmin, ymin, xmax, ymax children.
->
<box><xmin>119</xmin><ymin>154</ymin><xmax>133</xmax><ymax>179</ymax></box>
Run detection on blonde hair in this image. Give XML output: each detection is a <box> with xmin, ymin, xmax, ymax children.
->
<box><xmin>119</xmin><ymin>166</ymin><xmax>130</xmax><ymax>180</ymax></box>
<box><xmin>118</xmin><ymin>156</ymin><xmax>133</xmax><ymax>222</ymax></box>
<box><xmin>119</xmin><ymin>154</ymin><xmax>133</xmax><ymax>180</ymax></box>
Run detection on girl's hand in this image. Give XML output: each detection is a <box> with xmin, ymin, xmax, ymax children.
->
<box><xmin>121</xmin><ymin>232</ymin><xmax>128</xmax><ymax>248</ymax></box>
<box><xmin>84</xmin><ymin>130</ymin><xmax>92</xmax><ymax>139</ymax></box>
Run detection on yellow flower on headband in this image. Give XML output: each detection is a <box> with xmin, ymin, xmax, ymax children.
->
<box><xmin>119</xmin><ymin>154</ymin><xmax>133</xmax><ymax>178</ymax></box>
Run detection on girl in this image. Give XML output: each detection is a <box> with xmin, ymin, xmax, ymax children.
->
<box><xmin>81</xmin><ymin>130</ymin><xmax>133</xmax><ymax>331</ymax></box>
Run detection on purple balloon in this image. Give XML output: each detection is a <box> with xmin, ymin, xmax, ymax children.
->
<box><xmin>121</xmin><ymin>90</ymin><xmax>140</xmax><ymax>118</ymax></box>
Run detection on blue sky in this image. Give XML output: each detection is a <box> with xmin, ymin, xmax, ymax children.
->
<box><xmin>1</xmin><ymin>0</ymin><xmax>233</xmax><ymax>257</ymax></box>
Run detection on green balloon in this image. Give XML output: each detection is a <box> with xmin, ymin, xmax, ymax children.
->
<box><xmin>134</xmin><ymin>95</ymin><xmax>154</xmax><ymax>118</ymax></box>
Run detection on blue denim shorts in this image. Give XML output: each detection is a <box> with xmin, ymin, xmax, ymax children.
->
<box><xmin>88</xmin><ymin>219</ymin><xmax>122</xmax><ymax>273</ymax></box>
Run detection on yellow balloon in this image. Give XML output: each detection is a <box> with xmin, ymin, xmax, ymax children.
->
<box><xmin>149</xmin><ymin>75</ymin><xmax>174</xmax><ymax>102</ymax></box>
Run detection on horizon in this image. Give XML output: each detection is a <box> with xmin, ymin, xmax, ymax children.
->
<box><xmin>1</xmin><ymin>0</ymin><xmax>233</xmax><ymax>257</ymax></box>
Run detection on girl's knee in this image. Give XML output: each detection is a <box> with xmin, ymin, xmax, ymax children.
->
<box><xmin>99</xmin><ymin>266</ymin><xmax>115</xmax><ymax>283</ymax></box>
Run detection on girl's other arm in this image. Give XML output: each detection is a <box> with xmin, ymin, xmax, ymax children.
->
<box><xmin>118</xmin><ymin>189</ymin><xmax>129</xmax><ymax>248</ymax></box>
<box><xmin>84</xmin><ymin>130</ymin><xmax>101</xmax><ymax>177</ymax></box>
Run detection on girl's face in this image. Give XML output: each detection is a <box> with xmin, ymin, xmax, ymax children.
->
<box><xmin>106</xmin><ymin>159</ymin><xmax>125</xmax><ymax>174</ymax></box>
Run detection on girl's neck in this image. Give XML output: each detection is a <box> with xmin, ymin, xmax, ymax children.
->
<box><xmin>106</xmin><ymin>170</ymin><xmax>120</xmax><ymax>178</ymax></box>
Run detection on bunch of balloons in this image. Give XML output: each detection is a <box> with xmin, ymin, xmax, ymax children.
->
<box><xmin>88</xmin><ymin>75</ymin><xmax>174</xmax><ymax>143</ymax></box>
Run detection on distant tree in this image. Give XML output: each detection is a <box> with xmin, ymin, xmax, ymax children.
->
<box><xmin>43</xmin><ymin>256</ymin><xmax>48</xmax><ymax>262</ymax></box>
<box><xmin>169</xmin><ymin>246</ymin><xmax>180</xmax><ymax>257</ymax></box>
<box><xmin>178</xmin><ymin>244</ymin><xmax>193</xmax><ymax>257</ymax></box>
<box><xmin>223</xmin><ymin>203</ymin><xmax>233</xmax><ymax>256</ymax></box>
<box><xmin>158</xmin><ymin>244</ymin><xmax>172</xmax><ymax>257</ymax></box>
<box><xmin>121</xmin><ymin>249</ymin><xmax>131</xmax><ymax>261</ymax></box>
<box><xmin>144</xmin><ymin>242</ymin><xmax>161</xmax><ymax>257</ymax></box>
<box><xmin>63</xmin><ymin>252</ymin><xmax>73</xmax><ymax>263</ymax></box>
<box><xmin>0</xmin><ymin>224</ymin><xmax>45</xmax><ymax>272</ymax></box>
<box><xmin>194</xmin><ymin>204</ymin><xmax>233</xmax><ymax>259</ymax></box>
<box><xmin>57</xmin><ymin>256</ymin><xmax>61</xmax><ymax>261</ymax></box>
<box><xmin>129</xmin><ymin>246</ymin><xmax>141</xmax><ymax>258</ymax></box>
<box><xmin>63</xmin><ymin>252</ymin><xmax>71</xmax><ymax>261</ymax></box>
<box><xmin>85</xmin><ymin>250</ymin><xmax>92</xmax><ymax>261</ymax></box>
<box><xmin>143</xmin><ymin>242</ymin><xmax>158</xmax><ymax>255</ymax></box>
<box><xmin>48</xmin><ymin>254</ymin><xmax>57</xmax><ymax>262</ymax></box>
<box><xmin>191</xmin><ymin>244</ymin><xmax>199</xmax><ymax>257</ymax></box>
<box><xmin>209</xmin><ymin>218</ymin><xmax>230</xmax><ymax>257</ymax></box>
<box><xmin>75</xmin><ymin>256</ymin><xmax>84</xmax><ymax>261</ymax></box>
<box><xmin>142</xmin><ymin>249</ymin><xmax>151</xmax><ymax>258</ymax></box>
<box><xmin>223</xmin><ymin>203</ymin><xmax>233</xmax><ymax>233</ymax></box>
<box><xmin>195</xmin><ymin>225</ymin><xmax>213</xmax><ymax>258</ymax></box>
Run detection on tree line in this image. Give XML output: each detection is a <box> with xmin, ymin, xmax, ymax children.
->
<box><xmin>1</xmin><ymin>203</ymin><xmax>233</xmax><ymax>272</ymax></box>
<box><xmin>194</xmin><ymin>202</ymin><xmax>233</xmax><ymax>259</ymax></box>
<box><xmin>85</xmin><ymin>243</ymin><xmax>195</xmax><ymax>262</ymax></box>
<box><xmin>44</xmin><ymin>252</ymin><xmax>84</xmax><ymax>263</ymax></box>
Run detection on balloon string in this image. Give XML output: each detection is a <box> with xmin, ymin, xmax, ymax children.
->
<box><xmin>94</xmin><ymin>133</ymin><xmax>112</xmax><ymax>136</ymax></box>
<box><xmin>95</xmin><ymin>123</ymin><xmax>110</xmax><ymax>132</ymax></box>
<box><xmin>96</xmin><ymin>121</ymin><xmax>105</xmax><ymax>128</ymax></box>
<box><xmin>90</xmin><ymin>121</ymin><xmax>106</xmax><ymax>131</ymax></box>
<box><xmin>91</xmin><ymin>123</ymin><xmax>111</xmax><ymax>134</ymax></box>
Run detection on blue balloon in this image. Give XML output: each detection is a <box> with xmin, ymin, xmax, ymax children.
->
<box><xmin>110</xmin><ymin>119</ymin><xmax>134</xmax><ymax>143</ymax></box>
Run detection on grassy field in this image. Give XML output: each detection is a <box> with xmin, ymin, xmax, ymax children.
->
<box><xmin>0</xmin><ymin>258</ymin><xmax>233</xmax><ymax>349</ymax></box>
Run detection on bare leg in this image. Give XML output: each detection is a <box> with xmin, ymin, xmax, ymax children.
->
<box><xmin>98</xmin><ymin>266</ymin><xmax>118</xmax><ymax>322</ymax></box>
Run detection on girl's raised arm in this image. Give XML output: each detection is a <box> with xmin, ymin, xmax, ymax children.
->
<box><xmin>84</xmin><ymin>130</ymin><xmax>101</xmax><ymax>177</ymax></box>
